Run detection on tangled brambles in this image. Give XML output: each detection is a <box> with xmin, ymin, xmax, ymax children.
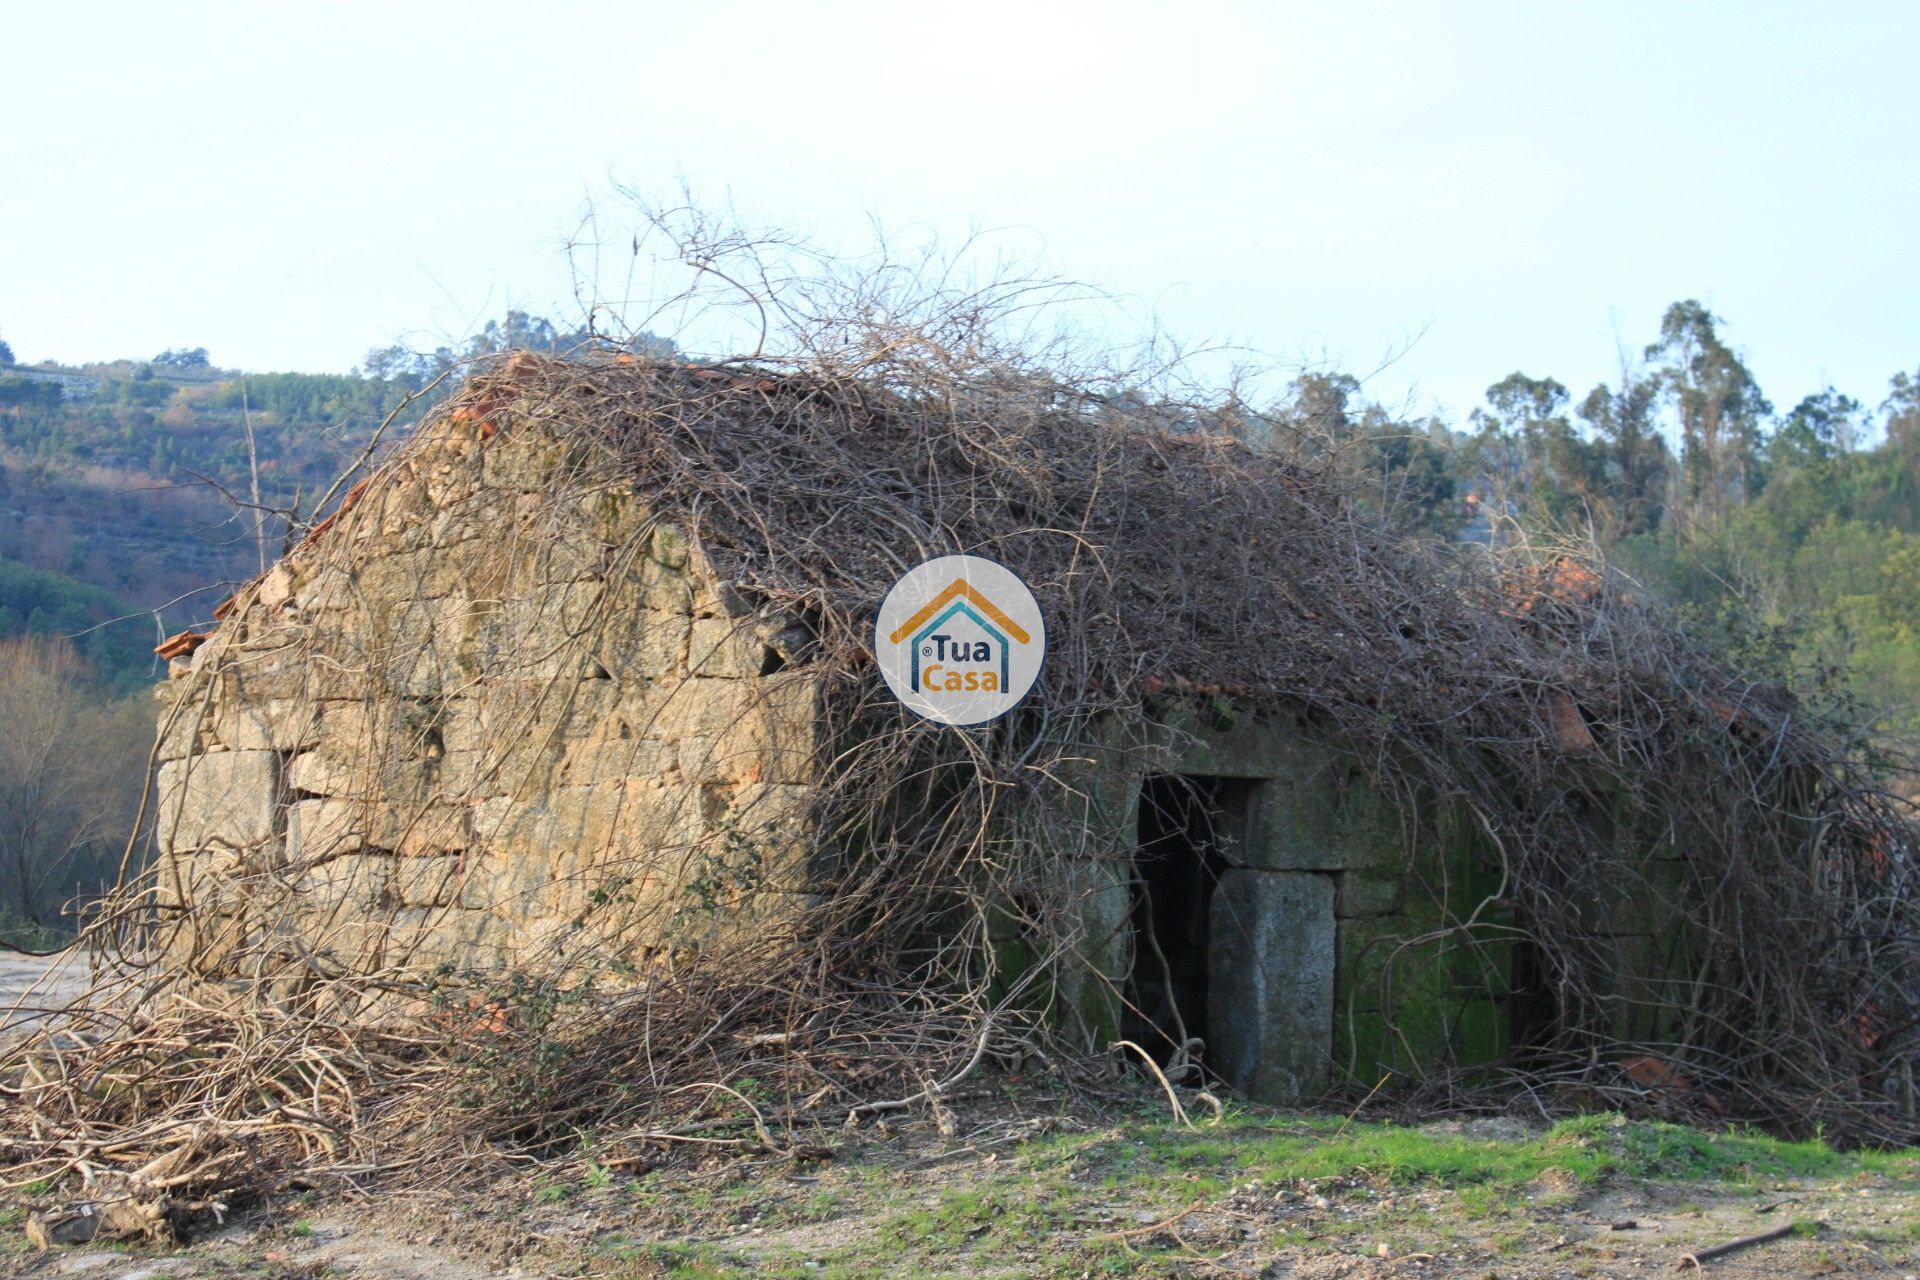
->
<box><xmin>3</xmin><ymin>216</ymin><xmax>1916</xmax><ymax>1213</ymax></box>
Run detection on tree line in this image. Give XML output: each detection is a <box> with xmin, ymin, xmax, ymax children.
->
<box><xmin>1294</xmin><ymin>299</ymin><xmax>1920</xmax><ymax>732</ymax></box>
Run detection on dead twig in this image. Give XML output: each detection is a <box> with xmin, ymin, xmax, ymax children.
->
<box><xmin>1676</xmin><ymin>1222</ymin><xmax>1798</xmax><ymax>1270</ymax></box>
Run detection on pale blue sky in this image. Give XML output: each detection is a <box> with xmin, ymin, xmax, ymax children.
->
<box><xmin>3</xmin><ymin>1</ymin><xmax>1915</xmax><ymax>423</ymax></box>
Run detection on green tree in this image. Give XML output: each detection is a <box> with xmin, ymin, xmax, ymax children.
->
<box><xmin>1468</xmin><ymin>373</ymin><xmax>1607</xmax><ymax>527</ymax></box>
<box><xmin>1354</xmin><ymin>412</ymin><xmax>1458</xmax><ymax>534</ymax></box>
<box><xmin>1882</xmin><ymin>367</ymin><xmax>1920</xmax><ymax>452</ymax></box>
<box><xmin>1279</xmin><ymin>374</ymin><xmax>1456</xmax><ymax>532</ymax></box>
<box><xmin>1771</xmin><ymin>388</ymin><xmax>1861</xmax><ymax>469</ymax></box>
<box><xmin>1644</xmin><ymin>300</ymin><xmax>1771</xmax><ymax>527</ymax></box>
<box><xmin>152</xmin><ymin>347</ymin><xmax>211</xmax><ymax>369</ymax></box>
<box><xmin>1576</xmin><ymin>375</ymin><xmax>1668</xmax><ymax>537</ymax></box>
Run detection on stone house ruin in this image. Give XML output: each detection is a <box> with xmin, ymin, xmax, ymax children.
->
<box><xmin>147</xmin><ymin>355</ymin><xmax>1870</xmax><ymax>1110</ymax></box>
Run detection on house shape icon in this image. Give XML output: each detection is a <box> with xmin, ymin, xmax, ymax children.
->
<box><xmin>886</xmin><ymin>579</ymin><xmax>1033</xmax><ymax>695</ymax></box>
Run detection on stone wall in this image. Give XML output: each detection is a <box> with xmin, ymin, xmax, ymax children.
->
<box><xmin>153</xmin><ymin>416</ymin><xmax>822</xmax><ymax>981</ymax></box>
<box><xmin>1043</xmin><ymin>701</ymin><xmax>1515</xmax><ymax>1104</ymax></box>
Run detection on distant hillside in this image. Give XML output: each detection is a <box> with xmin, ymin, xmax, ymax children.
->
<box><xmin>0</xmin><ymin>354</ymin><xmax>434</xmax><ymax>681</ymax></box>
<box><xmin>0</xmin><ymin>315</ymin><xmax>668</xmax><ymax>687</ymax></box>
<box><xmin>0</xmin><ymin>559</ymin><xmax>160</xmax><ymax>692</ymax></box>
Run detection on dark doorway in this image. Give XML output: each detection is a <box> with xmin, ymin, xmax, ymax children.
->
<box><xmin>1123</xmin><ymin>774</ymin><xmax>1254</xmax><ymax>1069</ymax></box>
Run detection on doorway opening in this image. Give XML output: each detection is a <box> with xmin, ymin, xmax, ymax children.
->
<box><xmin>1123</xmin><ymin>774</ymin><xmax>1255</xmax><ymax>1070</ymax></box>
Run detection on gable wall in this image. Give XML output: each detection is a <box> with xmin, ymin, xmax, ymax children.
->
<box><xmin>152</xmin><ymin>418</ymin><xmax>821</xmax><ymax>984</ymax></box>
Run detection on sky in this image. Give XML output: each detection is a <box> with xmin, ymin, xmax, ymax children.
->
<box><xmin>3</xmin><ymin>1</ymin><xmax>1916</xmax><ymax>425</ymax></box>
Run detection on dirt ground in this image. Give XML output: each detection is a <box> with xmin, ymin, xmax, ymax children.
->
<box><xmin>5</xmin><ymin>1097</ymin><xmax>1916</xmax><ymax>1280</ymax></box>
<box><xmin>0</xmin><ymin>948</ymin><xmax>87</xmax><ymax>1044</ymax></box>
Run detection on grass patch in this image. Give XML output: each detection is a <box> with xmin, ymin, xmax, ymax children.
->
<box><xmin>1021</xmin><ymin>1111</ymin><xmax>1918</xmax><ymax>1198</ymax></box>
<box><xmin>835</xmin><ymin>1110</ymin><xmax>1916</xmax><ymax>1274</ymax></box>
<box><xmin>571</xmin><ymin>1107</ymin><xmax>1917</xmax><ymax>1278</ymax></box>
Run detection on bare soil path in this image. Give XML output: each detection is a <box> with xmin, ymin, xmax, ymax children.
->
<box><xmin>0</xmin><ymin>949</ymin><xmax>88</xmax><ymax>1043</ymax></box>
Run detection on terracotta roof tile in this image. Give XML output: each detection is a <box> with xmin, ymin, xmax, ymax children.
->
<box><xmin>154</xmin><ymin>629</ymin><xmax>209</xmax><ymax>660</ymax></box>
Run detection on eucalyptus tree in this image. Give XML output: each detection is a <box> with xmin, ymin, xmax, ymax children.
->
<box><xmin>1644</xmin><ymin>300</ymin><xmax>1771</xmax><ymax>528</ymax></box>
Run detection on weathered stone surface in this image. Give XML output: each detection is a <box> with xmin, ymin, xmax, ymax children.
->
<box><xmin>207</xmin><ymin>629</ymin><xmax>318</xmax><ymax>701</ymax></box>
<box><xmin>469</xmin><ymin>781</ymin><xmax>720</xmax><ymax>927</ymax></box>
<box><xmin>285</xmin><ymin>702</ymin><xmax>451</xmax><ymax>798</ymax></box>
<box><xmin>440</xmin><ymin>680</ymin><xmax>624</xmax><ymax>795</ymax></box>
<box><xmin>289</xmin><ymin>563</ymin><xmax>355</xmax><ymax>613</ymax></box>
<box><xmin>211</xmin><ymin>697</ymin><xmax>320</xmax><ymax>752</ymax></box>
<box><xmin>678</xmin><ymin>690</ymin><xmax>814</xmax><ymax>782</ymax></box>
<box><xmin>658</xmin><ymin>677</ymin><xmax>748</xmax><ymax>734</ymax></box>
<box><xmin>636</xmin><ymin>560</ymin><xmax>694</xmax><ymax>615</ymax></box>
<box><xmin>475</xmin><ymin>782</ymin><xmax>698</xmax><ymax>869</ymax></box>
<box><xmin>151</xmin><ymin>845</ymin><xmax>251</xmax><ymax>913</ymax></box>
<box><xmin>1146</xmin><ymin>703</ymin><xmax>1297</xmax><ymax>778</ymax></box>
<box><xmin>440</xmin><ymin>690</ymin><xmax>526</xmax><ymax>758</ymax></box>
<box><xmin>1335</xmin><ymin>915</ymin><xmax>1434</xmax><ymax>1013</ymax></box>
<box><xmin>688</xmin><ymin>616</ymin><xmax>753</xmax><ymax>678</ymax></box>
<box><xmin>575</xmin><ymin>487</ymin><xmax>650</xmax><ymax>548</ymax></box>
<box><xmin>156</xmin><ymin>752</ymin><xmax>280</xmax><ymax>852</ymax></box>
<box><xmin>760</xmin><ymin>623</ymin><xmax>812</xmax><ymax>668</ymax></box>
<box><xmin>480</xmin><ymin>430</ymin><xmax>571</xmax><ymax>490</ymax></box>
<box><xmin>287</xmin><ymin>796</ymin><xmax>470</xmax><ymax>860</ymax></box>
<box><xmin>1053</xmin><ymin>857</ymin><xmax>1135</xmax><ymax>1047</ymax></box>
<box><xmin>417</xmin><ymin>439</ymin><xmax>484</xmax><ymax>510</ymax></box>
<box><xmin>435</xmin><ymin>750</ymin><xmax>497</xmax><ymax>796</ymax></box>
<box><xmin>389</xmin><ymin>855</ymin><xmax>478</xmax><ymax>909</ymax></box>
<box><xmin>718</xmin><ymin>783</ymin><xmax>813</xmax><ymax>892</ymax></box>
<box><xmin>623</xmin><ymin>781</ymin><xmax>714</xmax><ymax>851</ymax></box>
<box><xmin>1118</xmin><ymin>711</ymin><xmax>1406</xmax><ymax>873</ymax></box>
<box><xmin>256</xmin><ymin>563</ymin><xmax>295</xmax><ymax>610</ymax></box>
<box><xmin>1234</xmin><ymin>764</ymin><xmax>1403</xmax><ymax>873</ymax></box>
<box><xmin>719</xmin><ymin>674</ymin><xmax>820</xmax><ymax>784</ymax></box>
<box><xmin>693</xmin><ymin>576</ymin><xmax>753</xmax><ymax>620</ymax></box>
<box><xmin>513</xmin><ymin>536</ymin><xmax>603</xmax><ymax>586</ymax></box>
<box><xmin>373</xmin><ymin>464</ymin><xmax>443</xmax><ymax>539</ymax></box>
<box><xmin>356</xmin><ymin>547</ymin><xmax>473</xmax><ymax>601</ymax></box>
<box><xmin>365</xmin><ymin>595</ymin><xmax>494</xmax><ymax>696</ymax></box>
<box><xmin>284</xmin><ymin>799</ymin><xmax>365</xmax><ymax>862</ymax></box>
<box><xmin>156</xmin><ymin>695</ymin><xmax>211</xmax><ymax>763</ymax></box>
<box><xmin>289</xmin><ymin>850</ymin><xmax>394</xmax><ymax>911</ymax></box>
<box><xmin>473</xmin><ymin>582</ymin><xmax>687</xmax><ymax>682</ymax></box>
<box><xmin>1208</xmin><ymin>869</ymin><xmax>1335</xmax><ymax>1105</ymax></box>
<box><xmin>1336</xmin><ymin>871</ymin><xmax>1404</xmax><ymax>917</ymax></box>
<box><xmin>286</xmin><ymin>749</ymin><xmax>364</xmax><ymax>798</ymax></box>
<box><xmin>559</xmin><ymin>735</ymin><xmax>677</xmax><ymax>786</ymax></box>
<box><xmin>377</xmin><ymin>906</ymin><xmax>514</xmax><ymax>972</ymax></box>
<box><xmin>630</xmin><ymin>609</ymin><xmax>693</xmax><ymax>677</ymax></box>
<box><xmin>650</xmin><ymin>522</ymin><xmax>692</xmax><ymax>569</ymax></box>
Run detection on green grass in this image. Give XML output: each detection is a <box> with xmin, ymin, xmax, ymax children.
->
<box><xmin>840</xmin><ymin>1112</ymin><xmax>1915</xmax><ymax>1276</ymax></box>
<box><xmin>574</xmin><ymin>1109</ymin><xmax>1917</xmax><ymax>1279</ymax></box>
<box><xmin>1018</xmin><ymin>1110</ymin><xmax>1918</xmax><ymax>1198</ymax></box>
<box><xmin>529</xmin><ymin>1176</ymin><xmax>574</xmax><ymax>1205</ymax></box>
